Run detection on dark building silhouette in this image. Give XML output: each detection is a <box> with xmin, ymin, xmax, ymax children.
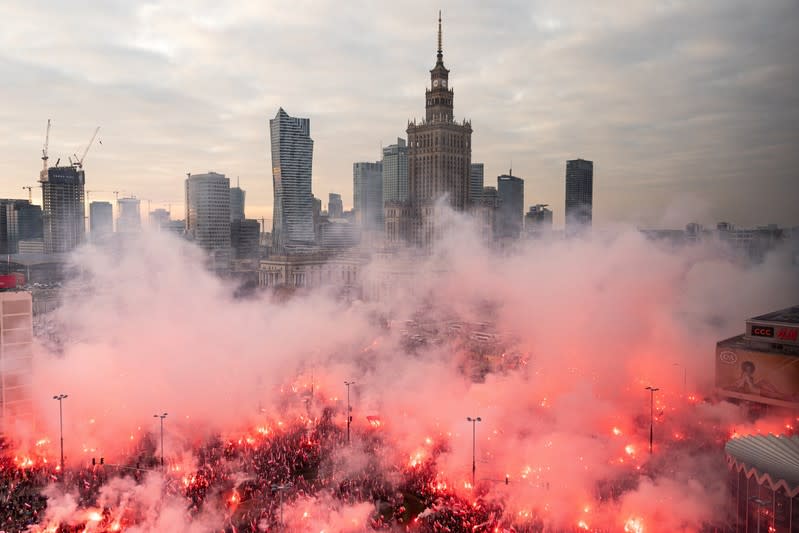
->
<box><xmin>0</xmin><ymin>200</ymin><xmax>42</xmax><ymax>254</ymax></box>
<box><xmin>89</xmin><ymin>201</ymin><xmax>113</xmax><ymax>242</ymax></box>
<box><xmin>525</xmin><ymin>204</ymin><xmax>553</xmax><ymax>237</ymax></box>
<box><xmin>565</xmin><ymin>158</ymin><xmax>593</xmax><ymax>232</ymax></box>
<box><xmin>477</xmin><ymin>186</ymin><xmax>499</xmax><ymax>243</ymax></box>
<box><xmin>354</xmin><ymin>161</ymin><xmax>383</xmax><ymax>234</ymax></box>
<box><xmin>470</xmin><ymin>163</ymin><xmax>484</xmax><ymax>206</ymax></box>
<box><xmin>230</xmin><ymin>185</ymin><xmax>245</xmax><ymax>222</ymax></box>
<box><xmin>231</xmin><ymin>219</ymin><xmax>261</xmax><ymax>259</ymax></box>
<box><xmin>328</xmin><ymin>193</ymin><xmax>343</xmax><ymax>219</ymax></box>
<box><xmin>496</xmin><ymin>174</ymin><xmax>524</xmax><ymax>240</ymax></box>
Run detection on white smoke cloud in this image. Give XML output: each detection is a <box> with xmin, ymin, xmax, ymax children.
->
<box><xmin>15</xmin><ymin>216</ymin><xmax>798</xmax><ymax>531</ymax></box>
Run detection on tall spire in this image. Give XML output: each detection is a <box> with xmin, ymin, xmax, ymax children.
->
<box><xmin>437</xmin><ymin>10</ymin><xmax>443</xmax><ymax>62</ymax></box>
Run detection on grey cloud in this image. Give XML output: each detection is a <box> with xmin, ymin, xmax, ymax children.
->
<box><xmin>0</xmin><ymin>0</ymin><xmax>796</xmax><ymax>226</ymax></box>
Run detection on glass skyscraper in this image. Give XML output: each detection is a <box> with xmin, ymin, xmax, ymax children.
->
<box><xmin>185</xmin><ymin>172</ymin><xmax>231</xmax><ymax>268</ymax></box>
<box><xmin>470</xmin><ymin>163</ymin><xmax>484</xmax><ymax>206</ymax></box>
<box><xmin>230</xmin><ymin>186</ymin><xmax>245</xmax><ymax>222</ymax></box>
<box><xmin>382</xmin><ymin>138</ymin><xmax>408</xmax><ymax>204</ymax></box>
<box><xmin>270</xmin><ymin>108</ymin><xmax>315</xmax><ymax>252</ymax></box>
<box><xmin>354</xmin><ymin>161</ymin><xmax>383</xmax><ymax>234</ymax></box>
<box><xmin>565</xmin><ymin>158</ymin><xmax>593</xmax><ymax>231</ymax></box>
<box><xmin>497</xmin><ymin>174</ymin><xmax>524</xmax><ymax>239</ymax></box>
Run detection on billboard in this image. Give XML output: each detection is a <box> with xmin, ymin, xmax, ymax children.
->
<box><xmin>716</xmin><ymin>344</ymin><xmax>799</xmax><ymax>408</ymax></box>
<box><xmin>746</xmin><ymin>315</ymin><xmax>799</xmax><ymax>347</ymax></box>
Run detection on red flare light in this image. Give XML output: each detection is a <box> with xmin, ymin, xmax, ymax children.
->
<box><xmin>624</xmin><ymin>516</ymin><xmax>645</xmax><ymax>533</ymax></box>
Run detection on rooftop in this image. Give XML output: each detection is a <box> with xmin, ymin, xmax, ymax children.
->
<box><xmin>725</xmin><ymin>434</ymin><xmax>799</xmax><ymax>496</ymax></box>
<box><xmin>750</xmin><ymin>305</ymin><xmax>799</xmax><ymax>325</ymax></box>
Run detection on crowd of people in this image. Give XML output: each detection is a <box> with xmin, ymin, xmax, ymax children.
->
<box><xmin>0</xmin><ymin>447</ymin><xmax>49</xmax><ymax>531</ymax></box>
<box><xmin>0</xmin><ymin>406</ymin><xmax>520</xmax><ymax>532</ymax></box>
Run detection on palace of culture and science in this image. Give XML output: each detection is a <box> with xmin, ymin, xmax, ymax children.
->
<box><xmin>385</xmin><ymin>13</ymin><xmax>473</xmax><ymax>249</ymax></box>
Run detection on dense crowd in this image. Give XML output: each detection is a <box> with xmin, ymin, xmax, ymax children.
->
<box><xmin>0</xmin><ymin>406</ymin><xmax>520</xmax><ymax>532</ymax></box>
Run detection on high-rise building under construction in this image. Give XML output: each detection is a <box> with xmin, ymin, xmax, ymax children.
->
<box><xmin>40</xmin><ymin>166</ymin><xmax>85</xmax><ymax>254</ymax></box>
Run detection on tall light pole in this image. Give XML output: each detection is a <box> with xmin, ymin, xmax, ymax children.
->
<box><xmin>466</xmin><ymin>416</ymin><xmax>481</xmax><ymax>487</ymax></box>
<box><xmin>153</xmin><ymin>412</ymin><xmax>167</xmax><ymax>469</ymax></box>
<box><xmin>344</xmin><ymin>381</ymin><xmax>355</xmax><ymax>444</ymax></box>
<box><xmin>673</xmin><ymin>363</ymin><xmax>686</xmax><ymax>395</ymax></box>
<box><xmin>271</xmin><ymin>482</ymin><xmax>292</xmax><ymax>529</ymax></box>
<box><xmin>644</xmin><ymin>387</ymin><xmax>659</xmax><ymax>454</ymax></box>
<box><xmin>52</xmin><ymin>394</ymin><xmax>68</xmax><ymax>476</ymax></box>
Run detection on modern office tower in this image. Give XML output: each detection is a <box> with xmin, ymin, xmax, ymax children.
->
<box><xmin>312</xmin><ymin>195</ymin><xmax>323</xmax><ymax>243</ymax></box>
<box><xmin>12</xmin><ymin>202</ymin><xmax>43</xmax><ymax>243</ymax></box>
<box><xmin>470</xmin><ymin>163</ymin><xmax>484</xmax><ymax>206</ymax></box>
<box><xmin>116</xmin><ymin>197</ymin><xmax>141</xmax><ymax>233</ymax></box>
<box><xmin>0</xmin><ymin>200</ymin><xmax>42</xmax><ymax>254</ymax></box>
<box><xmin>496</xmin><ymin>174</ymin><xmax>524</xmax><ymax>239</ymax></box>
<box><xmin>407</xmin><ymin>14</ymin><xmax>472</xmax><ymax>209</ymax></box>
<box><xmin>565</xmin><ymin>158</ymin><xmax>593</xmax><ymax>231</ymax></box>
<box><xmin>0</xmin><ymin>289</ymin><xmax>33</xmax><ymax>435</ymax></box>
<box><xmin>354</xmin><ymin>161</ymin><xmax>383</xmax><ymax>234</ymax></box>
<box><xmin>0</xmin><ymin>200</ymin><xmax>19</xmax><ymax>254</ymax></box>
<box><xmin>149</xmin><ymin>208</ymin><xmax>171</xmax><ymax>229</ymax></box>
<box><xmin>231</xmin><ymin>219</ymin><xmax>261</xmax><ymax>259</ymax></box>
<box><xmin>477</xmin><ymin>186</ymin><xmax>500</xmax><ymax>242</ymax></box>
<box><xmin>89</xmin><ymin>201</ymin><xmax>113</xmax><ymax>242</ymax></box>
<box><xmin>328</xmin><ymin>193</ymin><xmax>343</xmax><ymax>219</ymax></box>
<box><xmin>525</xmin><ymin>204</ymin><xmax>553</xmax><ymax>237</ymax></box>
<box><xmin>40</xmin><ymin>166</ymin><xmax>85</xmax><ymax>253</ymax></box>
<box><xmin>230</xmin><ymin>185</ymin><xmax>245</xmax><ymax>222</ymax></box>
<box><xmin>270</xmin><ymin>108</ymin><xmax>315</xmax><ymax>253</ymax></box>
<box><xmin>185</xmin><ymin>172</ymin><xmax>231</xmax><ymax>267</ymax></box>
<box><xmin>382</xmin><ymin>138</ymin><xmax>408</xmax><ymax>204</ymax></box>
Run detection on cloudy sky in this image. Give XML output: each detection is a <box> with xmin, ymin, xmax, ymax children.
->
<box><xmin>1</xmin><ymin>0</ymin><xmax>797</xmax><ymax>228</ymax></box>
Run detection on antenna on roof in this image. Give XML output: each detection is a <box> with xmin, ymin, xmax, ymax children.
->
<box><xmin>438</xmin><ymin>11</ymin><xmax>442</xmax><ymax>55</ymax></box>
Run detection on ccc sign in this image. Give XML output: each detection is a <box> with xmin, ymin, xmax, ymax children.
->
<box><xmin>751</xmin><ymin>326</ymin><xmax>774</xmax><ymax>338</ymax></box>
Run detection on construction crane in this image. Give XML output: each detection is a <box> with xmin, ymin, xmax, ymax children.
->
<box><xmin>22</xmin><ymin>186</ymin><xmax>33</xmax><ymax>203</ymax></box>
<box><xmin>73</xmin><ymin>126</ymin><xmax>100</xmax><ymax>169</ymax></box>
<box><xmin>40</xmin><ymin>119</ymin><xmax>51</xmax><ymax>177</ymax></box>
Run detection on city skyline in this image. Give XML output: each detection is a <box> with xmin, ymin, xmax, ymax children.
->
<box><xmin>0</xmin><ymin>1</ymin><xmax>797</xmax><ymax>228</ymax></box>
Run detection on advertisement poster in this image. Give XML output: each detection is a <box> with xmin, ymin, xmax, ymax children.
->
<box><xmin>716</xmin><ymin>345</ymin><xmax>799</xmax><ymax>408</ymax></box>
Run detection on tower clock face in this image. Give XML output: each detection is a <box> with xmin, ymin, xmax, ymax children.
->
<box><xmin>433</xmin><ymin>79</ymin><xmax>439</xmax><ymax>87</ymax></box>
<box><xmin>441</xmin><ymin>80</ymin><xmax>447</xmax><ymax>88</ymax></box>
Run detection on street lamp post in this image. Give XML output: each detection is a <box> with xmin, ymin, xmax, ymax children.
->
<box><xmin>466</xmin><ymin>416</ymin><xmax>481</xmax><ymax>487</ymax></box>
<box><xmin>52</xmin><ymin>394</ymin><xmax>68</xmax><ymax>476</ymax></box>
<box><xmin>644</xmin><ymin>387</ymin><xmax>659</xmax><ymax>454</ymax></box>
<box><xmin>344</xmin><ymin>381</ymin><xmax>355</xmax><ymax>444</ymax></box>
<box><xmin>673</xmin><ymin>363</ymin><xmax>687</xmax><ymax>395</ymax></box>
<box><xmin>271</xmin><ymin>482</ymin><xmax>292</xmax><ymax>529</ymax></box>
<box><xmin>153</xmin><ymin>412</ymin><xmax>167</xmax><ymax>469</ymax></box>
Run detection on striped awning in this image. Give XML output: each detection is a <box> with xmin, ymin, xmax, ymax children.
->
<box><xmin>725</xmin><ymin>434</ymin><xmax>799</xmax><ymax>497</ymax></box>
